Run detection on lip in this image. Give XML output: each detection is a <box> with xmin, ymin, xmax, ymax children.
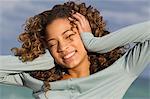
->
<box><xmin>63</xmin><ymin>51</ymin><xmax>76</xmax><ymax>59</ymax></box>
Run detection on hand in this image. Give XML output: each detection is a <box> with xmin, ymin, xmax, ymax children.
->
<box><xmin>69</xmin><ymin>12</ymin><xmax>92</xmax><ymax>34</ymax></box>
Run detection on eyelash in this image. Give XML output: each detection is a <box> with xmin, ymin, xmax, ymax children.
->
<box><xmin>48</xmin><ymin>42</ymin><xmax>57</xmax><ymax>48</ymax></box>
<box><xmin>66</xmin><ymin>34</ymin><xmax>75</xmax><ymax>39</ymax></box>
<box><xmin>48</xmin><ymin>44</ymin><xmax>55</xmax><ymax>48</ymax></box>
<box><xmin>48</xmin><ymin>32</ymin><xmax>76</xmax><ymax>48</ymax></box>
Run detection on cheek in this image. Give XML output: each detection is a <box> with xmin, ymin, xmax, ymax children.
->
<box><xmin>51</xmin><ymin>51</ymin><xmax>63</xmax><ymax>64</ymax></box>
<box><xmin>73</xmin><ymin>36</ymin><xmax>86</xmax><ymax>51</ymax></box>
<box><xmin>49</xmin><ymin>49</ymin><xmax>59</xmax><ymax>60</ymax></box>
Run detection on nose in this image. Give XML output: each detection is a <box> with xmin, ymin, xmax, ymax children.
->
<box><xmin>57</xmin><ymin>41</ymin><xmax>69</xmax><ymax>52</ymax></box>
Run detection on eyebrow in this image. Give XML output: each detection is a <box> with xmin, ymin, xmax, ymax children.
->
<box><xmin>47</xmin><ymin>29</ymin><xmax>72</xmax><ymax>42</ymax></box>
<box><xmin>62</xmin><ymin>29</ymin><xmax>71</xmax><ymax>35</ymax></box>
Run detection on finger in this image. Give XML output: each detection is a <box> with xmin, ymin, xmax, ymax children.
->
<box><xmin>72</xmin><ymin>14</ymin><xmax>85</xmax><ymax>27</ymax></box>
<box><xmin>73</xmin><ymin>13</ymin><xmax>89</xmax><ymax>27</ymax></box>
<box><xmin>75</xmin><ymin>12</ymin><xmax>86</xmax><ymax>21</ymax></box>
<box><xmin>75</xmin><ymin>13</ymin><xmax>91</xmax><ymax>28</ymax></box>
<box><xmin>68</xmin><ymin>17</ymin><xmax>74</xmax><ymax>21</ymax></box>
<box><xmin>74</xmin><ymin>21</ymin><xmax>83</xmax><ymax>33</ymax></box>
<box><xmin>71</xmin><ymin>10</ymin><xmax>76</xmax><ymax>14</ymax></box>
<box><xmin>75</xmin><ymin>12</ymin><xmax>88</xmax><ymax>24</ymax></box>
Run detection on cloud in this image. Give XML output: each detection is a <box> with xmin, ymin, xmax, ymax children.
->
<box><xmin>102</xmin><ymin>9</ymin><xmax>149</xmax><ymax>24</ymax></box>
<box><xmin>140</xmin><ymin>6</ymin><xmax>150</xmax><ymax>15</ymax></box>
<box><xmin>0</xmin><ymin>0</ymin><xmax>68</xmax><ymax>55</ymax></box>
<box><xmin>0</xmin><ymin>0</ymin><xmax>67</xmax><ymax>37</ymax></box>
<box><xmin>0</xmin><ymin>0</ymin><xmax>33</xmax><ymax>35</ymax></box>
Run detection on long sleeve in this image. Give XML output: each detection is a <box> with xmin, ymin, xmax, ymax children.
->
<box><xmin>81</xmin><ymin>21</ymin><xmax>150</xmax><ymax>76</ymax></box>
<box><xmin>0</xmin><ymin>72</ymin><xmax>44</xmax><ymax>92</ymax></box>
<box><xmin>0</xmin><ymin>51</ymin><xmax>54</xmax><ymax>86</ymax></box>
<box><xmin>81</xmin><ymin>21</ymin><xmax>150</xmax><ymax>53</ymax></box>
<box><xmin>124</xmin><ymin>40</ymin><xmax>150</xmax><ymax>76</ymax></box>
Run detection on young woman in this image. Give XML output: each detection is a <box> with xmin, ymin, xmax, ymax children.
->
<box><xmin>0</xmin><ymin>2</ymin><xmax>150</xmax><ymax>99</ymax></box>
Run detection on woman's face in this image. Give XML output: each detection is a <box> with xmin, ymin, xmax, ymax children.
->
<box><xmin>45</xmin><ymin>18</ymin><xmax>88</xmax><ymax>69</ymax></box>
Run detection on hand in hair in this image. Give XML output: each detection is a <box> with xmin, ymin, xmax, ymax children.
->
<box><xmin>70</xmin><ymin>12</ymin><xmax>92</xmax><ymax>34</ymax></box>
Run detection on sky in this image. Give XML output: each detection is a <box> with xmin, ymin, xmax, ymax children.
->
<box><xmin>0</xmin><ymin>0</ymin><xmax>150</xmax><ymax>99</ymax></box>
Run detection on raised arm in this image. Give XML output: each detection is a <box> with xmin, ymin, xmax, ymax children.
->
<box><xmin>72</xmin><ymin>12</ymin><xmax>150</xmax><ymax>76</ymax></box>
<box><xmin>80</xmin><ymin>21</ymin><xmax>150</xmax><ymax>76</ymax></box>
<box><xmin>72</xmin><ymin>12</ymin><xmax>150</xmax><ymax>53</ymax></box>
<box><xmin>80</xmin><ymin>21</ymin><xmax>150</xmax><ymax>53</ymax></box>
<box><xmin>123</xmin><ymin>40</ymin><xmax>150</xmax><ymax>76</ymax></box>
<box><xmin>0</xmin><ymin>51</ymin><xmax>54</xmax><ymax>86</ymax></box>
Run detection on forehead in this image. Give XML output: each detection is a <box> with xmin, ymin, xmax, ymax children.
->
<box><xmin>46</xmin><ymin>18</ymin><xmax>72</xmax><ymax>37</ymax></box>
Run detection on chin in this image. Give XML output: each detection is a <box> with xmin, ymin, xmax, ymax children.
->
<box><xmin>63</xmin><ymin>59</ymin><xmax>81</xmax><ymax>69</ymax></box>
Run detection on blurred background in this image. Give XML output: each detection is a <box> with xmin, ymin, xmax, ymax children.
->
<box><xmin>0</xmin><ymin>0</ymin><xmax>150</xmax><ymax>99</ymax></box>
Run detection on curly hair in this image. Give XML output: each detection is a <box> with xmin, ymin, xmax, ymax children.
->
<box><xmin>11</xmin><ymin>1</ymin><xmax>125</xmax><ymax>92</ymax></box>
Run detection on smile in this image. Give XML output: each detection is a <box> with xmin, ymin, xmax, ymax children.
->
<box><xmin>63</xmin><ymin>51</ymin><xmax>76</xmax><ymax>59</ymax></box>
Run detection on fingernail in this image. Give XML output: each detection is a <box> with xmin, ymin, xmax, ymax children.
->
<box><xmin>72</xmin><ymin>10</ymin><xmax>76</xmax><ymax>14</ymax></box>
<box><xmin>68</xmin><ymin>17</ymin><xmax>71</xmax><ymax>20</ymax></box>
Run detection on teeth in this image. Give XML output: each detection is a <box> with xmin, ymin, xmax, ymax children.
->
<box><xmin>64</xmin><ymin>51</ymin><xmax>75</xmax><ymax>59</ymax></box>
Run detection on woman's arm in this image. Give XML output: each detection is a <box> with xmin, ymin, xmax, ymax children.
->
<box><xmin>0</xmin><ymin>72</ymin><xmax>24</xmax><ymax>86</ymax></box>
<box><xmin>80</xmin><ymin>21</ymin><xmax>150</xmax><ymax>53</ymax></box>
<box><xmin>73</xmin><ymin>12</ymin><xmax>150</xmax><ymax>76</ymax></box>
<box><xmin>80</xmin><ymin>21</ymin><xmax>150</xmax><ymax>76</ymax></box>
<box><xmin>0</xmin><ymin>51</ymin><xmax>54</xmax><ymax>86</ymax></box>
<box><xmin>123</xmin><ymin>40</ymin><xmax>150</xmax><ymax>76</ymax></box>
<box><xmin>0</xmin><ymin>72</ymin><xmax>44</xmax><ymax>92</ymax></box>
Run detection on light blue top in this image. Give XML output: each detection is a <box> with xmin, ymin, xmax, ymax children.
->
<box><xmin>0</xmin><ymin>21</ymin><xmax>150</xmax><ymax>99</ymax></box>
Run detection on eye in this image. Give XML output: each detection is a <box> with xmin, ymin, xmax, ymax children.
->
<box><xmin>65</xmin><ymin>30</ymin><xmax>76</xmax><ymax>40</ymax></box>
<box><xmin>47</xmin><ymin>41</ymin><xmax>58</xmax><ymax>48</ymax></box>
<box><xmin>66</xmin><ymin>33</ymin><xmax>75</xmax><ymax>39</ymax></box>
<box><xmin>49</xmin><ymin>44</ymin><xmax>56</xmax><ymax>48</ymax></box>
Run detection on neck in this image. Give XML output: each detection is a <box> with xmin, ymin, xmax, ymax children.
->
<box><xmin>67</xmin><ymin>55</ymin><xmax>90</xmax><ymax>78</ymax></box>
<box><xmin>68</xmin><ymin>65</ymin><xmax>90</xmax><ymax>78</ymax></box>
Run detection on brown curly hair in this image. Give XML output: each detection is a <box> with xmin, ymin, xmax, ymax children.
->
<box><xmin>11</xmin><ymin>1</ymin><xmax>125</xmax><ymax>92</ymax></box>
